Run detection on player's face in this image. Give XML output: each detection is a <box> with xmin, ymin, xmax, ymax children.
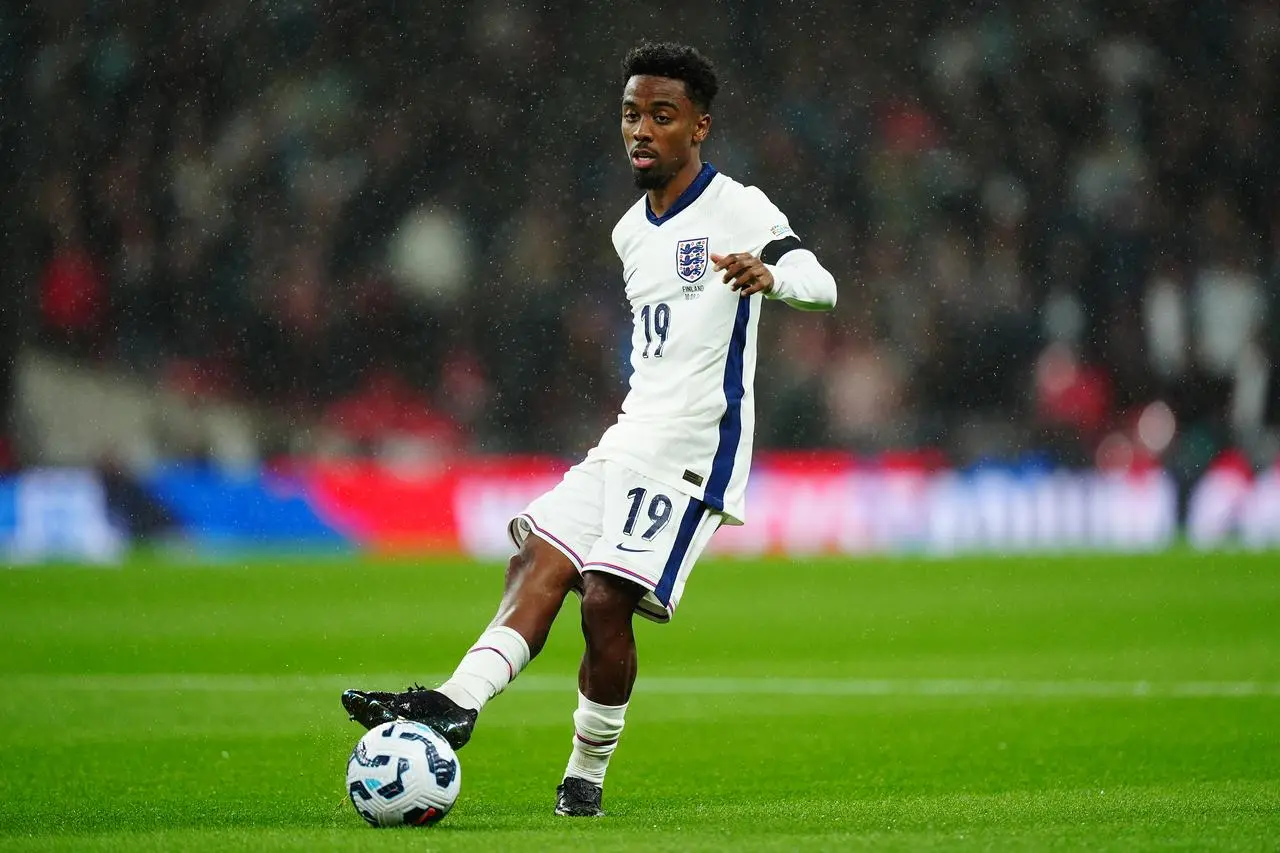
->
<box><xmin>621</xmin><ymin>75</ymin><xmax>710</xmax><ymax>190</ymax></box>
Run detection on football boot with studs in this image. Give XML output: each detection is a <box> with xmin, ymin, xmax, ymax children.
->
<box><xmin>555</xmin><ymin>776</ymin><xmax>604</xmax><ymax>817</ymax></box>
<box><xmin>341</xmin><ymin>684</ymin><xmax>477</xmax><ymax>750</ymax></box>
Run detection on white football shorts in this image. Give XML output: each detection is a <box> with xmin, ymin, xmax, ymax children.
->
<box><xmin>508</xmin><ymin>458</ymin><xmax>721</xmax><ymax>623</ymax></box>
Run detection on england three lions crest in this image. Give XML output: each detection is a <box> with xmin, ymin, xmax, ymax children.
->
<box><xmin>676</xmin><ymin>237</ymin><xmax>709</xmax><ymax>283</ymax></box>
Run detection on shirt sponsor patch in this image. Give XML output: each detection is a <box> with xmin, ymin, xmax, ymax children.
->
<box><xmin>769</xmin><ymin>224</ymin><xmax>796</xmax><ymax>240</ymax></box>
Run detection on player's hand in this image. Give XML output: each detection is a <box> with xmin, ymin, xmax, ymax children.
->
<box><xmin>711</xmin><ymin>252</ymin><xmax>774</xmax><ymax>297</ymax></box>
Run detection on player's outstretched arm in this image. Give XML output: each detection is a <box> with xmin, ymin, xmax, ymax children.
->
<box><xmin>711</xmin><ymin>248</ymin><xmax>836</xmax><ymax>312</ymax></box>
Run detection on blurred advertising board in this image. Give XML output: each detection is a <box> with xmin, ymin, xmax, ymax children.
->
<box><xmin>0</xmin><ymin>469</ymin><xmax>125</xmax><ymax>564</ymax></box>
<box><xmin>1186</xmin><ymin>458</ymin><xmax>1280</xmax><ymax>550</ymax></box>
<box><xmin>1</xmin><ymin>453</ymin><xmax>1277</xmax><ymax>563</ymax></box>
<box><xmin>430</xmin><ymin>454</ymin><xmax>1182</xmax><ymax>558</ymax></box>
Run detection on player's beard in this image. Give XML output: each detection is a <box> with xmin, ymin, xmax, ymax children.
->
<box><xmin>632</xmin><ymin>164</ymin><xmax>672</xmax><ymax>190</ymax></box>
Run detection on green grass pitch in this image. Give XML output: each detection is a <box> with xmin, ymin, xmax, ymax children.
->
<box><xmin>1</xmin><ymin>549</ymin><xmax>1277</xmax><ymax>851</ymax></box>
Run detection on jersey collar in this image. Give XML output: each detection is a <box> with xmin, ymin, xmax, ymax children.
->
<box><xmin>645</xmin><ymin>162</ymin><xmax>718</xmax><ymax>226</ymax></box>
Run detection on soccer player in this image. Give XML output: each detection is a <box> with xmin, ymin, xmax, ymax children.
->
<box><xmin>342</xmin><ymin>41</ymin><xmax>837</xmax><ymax>817</ymax></box>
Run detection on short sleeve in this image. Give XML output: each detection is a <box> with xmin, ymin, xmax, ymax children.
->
<box><xmin>736</xmin><ymin>186</ymin><xmax>799</xmax><ymax>256</ymax></box>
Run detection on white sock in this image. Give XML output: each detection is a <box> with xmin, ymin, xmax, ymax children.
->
<box><xmin>563</xmin><ymin>691</ymin><xmax>628</xmax><ymax>787</ymax></box>
<box><xmin>435</xmin><ymin>625</ymin><xmax>531</xmax><ymax>712</ymax></box>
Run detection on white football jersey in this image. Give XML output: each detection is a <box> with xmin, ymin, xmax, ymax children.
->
<box><xmin>587</xmin><ymin>163</ymin><xmax>800</xmax><ymax>525</ymax></box>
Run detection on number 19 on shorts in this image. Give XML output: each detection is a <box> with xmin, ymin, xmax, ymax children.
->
<box><xmin>623</xmin><ymin>487</ymin><xmax>672</xmax><ymax>540</ymax></box>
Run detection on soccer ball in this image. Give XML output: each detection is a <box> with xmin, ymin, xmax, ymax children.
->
<box><xmin>345</xmin><ymin>720</ymin><xmax>462</xmax><ymax>827</ymax></box>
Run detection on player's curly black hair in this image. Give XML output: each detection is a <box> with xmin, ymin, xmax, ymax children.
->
<box><xmin>622</xmin><ymin>42</ymin><xmax>719</xmax><ymax>113</ymax></box>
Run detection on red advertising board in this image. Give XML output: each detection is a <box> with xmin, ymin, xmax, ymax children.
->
<box><xmin>295</xmin><ymin>453</ymin><xmax>1205</xmax><ymax>556</ymax></box>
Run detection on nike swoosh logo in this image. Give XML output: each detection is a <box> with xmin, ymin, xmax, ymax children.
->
<box><xmin>616</xmin><ymin>543</ymin><xmax>653</xmax><ymax>553</ymax></box>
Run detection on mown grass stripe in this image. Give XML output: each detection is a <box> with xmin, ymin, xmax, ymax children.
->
<box><xmin>17</xmin><ymin>673</ymin><xmax>1280</xmax><ymax>698</ymax></box>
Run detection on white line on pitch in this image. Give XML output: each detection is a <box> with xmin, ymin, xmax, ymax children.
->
<box><xmin>17</xmin><ymin>674</ymin><xmax>1280</xmax><ymax>698</ymax></box>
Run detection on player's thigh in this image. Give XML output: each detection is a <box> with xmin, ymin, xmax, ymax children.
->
<box><xmin>508</xmin><ymin>458</ymin><xmax>607</xmax><ymax>573</ymax></box>
<box><xmin>506</xmin><ymin>524</ymin><xmax>582</xmax><ymax>601</ymax></box>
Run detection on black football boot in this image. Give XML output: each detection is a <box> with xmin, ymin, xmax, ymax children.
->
<box><xmin>342</xmin><ymin>685</ymin><xmax>477</xmax><ymax>750</ymax></box>
<box><xmin>554</xmin><ymin>776</ymin><xmax>604</xmax><ymax>817</ymax></box>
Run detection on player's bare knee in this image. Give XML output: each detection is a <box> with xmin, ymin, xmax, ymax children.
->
<box><xmin>508</xmin><ymin>535</ymin><xmax>580</xmax><ymax>599</ymax></box>
<box><xmin>580</xmin><ymin>572</ymin><xmax>642</xmax><ymax>635</ymax></box>
<box><xmin>504</xmin><ymin>535</ymin><xmax>549</xmax><ymax>583</ymax></box>
<box><xmin>503</xmin><ymin>547</ymin><xmax>534</xmax><ymax>587</ymax></box>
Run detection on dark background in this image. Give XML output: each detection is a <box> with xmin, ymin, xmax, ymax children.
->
<box><xmin>3</xmin><ymin>0</ymin><xmax>1277</xmax><ymax>483</ymax></box>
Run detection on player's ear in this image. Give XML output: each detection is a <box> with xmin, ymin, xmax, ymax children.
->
<box><xmin>693</xmin><ymin>113</ymin><xmax>711</xmax><ymax>145</ymax></box>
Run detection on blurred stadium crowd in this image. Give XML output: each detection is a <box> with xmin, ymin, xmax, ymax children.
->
<box><xmin>3</xmin><ymin>0</ymin><xmax>1278</xmax><ymax>479</ymax></box>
